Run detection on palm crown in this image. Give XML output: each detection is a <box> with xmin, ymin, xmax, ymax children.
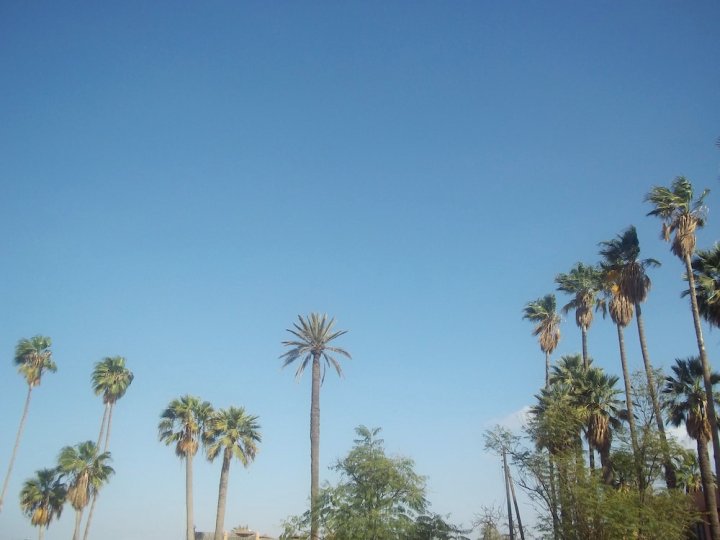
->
<box><xmin>281</xmin><ymin>313</ymin><xmax>351</xmax><ymax>380</ymax></box>
<box><xmin>19</xmin><ymin>468</ymin><xmax>66</xmax><ymax>529</ymax></box>
<box><xmin>664</xmin><ymin>357</ymin><xmax>720</xmax><ymax>441</ymax></box>
<box><xmin>646</xmin><ymin>176</ymin><xmax>709</xmax><ymax>259</ymax></box>
<box><xmin>522</xmin><ymin>294</ymin><xmax>561</xmax><ymax>355</ymax></box>
<box><xmin>158</xmin><ymin>395</ymin><xmax>214</xmax><ymax>459</ymax></box>
<box><xmin>205</xmin><ymin>407</ymin><xmax>261</xmax><ymax>466</ymax></box>
<box><xmin>687</xmin><ymin>243</ymin><xmax>720</xmax><ymax>328</ymax></box>
<box><xmin>15</xmin><ymin>335</ymin><xmax>56</xmax><ymax>388</ymax></box>
<box><xmin>92</xmin><ymin>356</ymin><xmax>134</xmax><ymax>405</ymax></box>
<box><xmin>555</xmin><ymin>263</ymin><xmax>604</xmax><ymax>329</ymax></box>
<box><xmin>599</xmin><ymin>225</ymin><xmax>659</xmax><ymax>304</ymax></box>
<box><xmin>57</xmin><ymin>441</ymin><xmax>114</xmax><ymax>512</ymax></box>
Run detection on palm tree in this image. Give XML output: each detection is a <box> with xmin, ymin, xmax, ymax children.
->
<box><xmin>281</xmin><ymin>313</ymin><xmax>351</xmax><ymax>540</ymax></box>
<box><xmin>522</xmin><ymin>295</ymin><xmax>561</xmax><ymax>387</ymax></box>
<box><xmin>58</xmin><ymin>441</ymin><xmax>114</xmax><ymax>540</ymax></box>
<box><xmin>599</xmin><ymin>226</ymin><xmax>675</xmax><ymax>487</ymax></box>
<box><xmin>0</xmin><ymin>335</ymin><xmax>57</xmax><ymax>513</ymax></box>
<box><xmin>158</xmin><ymin>395</ymin><xmax>214</xmax><ymax>540</ymax></box>
<box><xmin>83</xmin><ymin>356</ymin><xmax>134</xmax><ymax>540</ymax></box>
<box><xmin>205</xmin><ymin>407</ymin><xmax>261</xmax><ymax>540</ymax></box>
<box><xmin>646</xmin><ymin>177</ymin><xmax>720</xmax><ymax>478</ymax></box>
<box><xmin>664</xmin><ymin>357</ymin><xmax>720</xmax><ymax>540</ymax></box>
<box><xmin>555</xmin><ymin>263</ymin><xmax>604</xmax><ymax>369</ymax></box>
<box><xmin>686</xmin><ymin>243</ymin><xmax>720</xmax><ymax>329</ymax></box>
<box><xmin>579</xmin><ymin>368</ymin><xmax>623</xmax><ymax>484</ymax></box>
<box><xmin>19</xmin><ymin>468</ymin><xmax>66</xmax><ymax>540</ymax></box>
<box><xmin>91</xmin><ymin>356</ymin><xmax>134</xmax><ymax>451</ymax></box>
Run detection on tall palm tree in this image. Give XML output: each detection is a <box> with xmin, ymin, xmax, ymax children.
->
<box><xmin>599</xmin><ymin>226</ymin><xmax>675</xmax><ymax>487</ymax></box>
<box><xmin>555</xmin><ymin>263</ymin><xmax>604</xmax><ymax>369</ymax></box>
<box><xmin>0</xmin><ymin>335</ymin><xmax>57</xmax><ymax>513</ymax></box>
<box><xmin>686</xmin><ymin>243</ymin><xmax>720</xmax><ymax>329</ymax></box>
<box><xmin>158</xmin><ymin>395</ymin><xmax>214</xmax><ymax>540</ymax></box>
<box><xmin>205</xmin><ymin>407</ymin><xmax>261</xmax><ymax>540</ymax></box>
<box><xmin>522</xmin><ymin>294</ymin><xmax>561</xmax><ymax>387</ymax></box>
<box><xmin>83</xmin><ymin>356</ymin><xmax>134</xmax><ymax>540</ymax></box>
<box><xmin>58</xmin><ymin>441</ymin><xmax>113</xmax><ymax>540</ymax></box>
<box><xmin>91</xmin><ymin>356</ymin><xmax>134</xmax><ymax>451</ymax></box>
<box><xmin>19</xmin><ymin>468</ymin><xmax>66</xmax><ymax>540</ymax></box>
<box><xmin>281</xmin><ymin>313</ymin><xmax>351</xmax><ymax>540</ymax></box>
<box><xmin>646</xmin><ymin>177</ymin><xmax>720</xmax><ymax>478</ymax></box>
<box><xmin>664</xmin><ymin>357</ymin><xmax>720</xmax><ymax>540</ymax></box>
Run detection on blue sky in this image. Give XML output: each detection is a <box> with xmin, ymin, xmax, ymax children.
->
<box><xmin>1</xmin><ymin>2</ymin><xmax>719</xmax><ymax>538</ymax></box>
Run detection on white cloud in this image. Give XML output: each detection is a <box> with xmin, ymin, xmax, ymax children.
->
<box><xmin>485</xmin><ymin>405</ymin><xmax>531</xmax><ymax>434</ymax></box>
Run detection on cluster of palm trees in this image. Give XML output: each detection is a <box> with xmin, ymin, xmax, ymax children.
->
<box><xmin>1</xmin><ymin>340</ymin><xmax>134</xmax><ymax>540</ymax></box>
<box><xmin>523</xmin><ymin>176</ymin><xmax>720</xmax><ymax>538</ymax></box>
<box><xmin>159</xmin><ymin>313</ymin><xmax>349</xmax><ymax>540</ymax></box>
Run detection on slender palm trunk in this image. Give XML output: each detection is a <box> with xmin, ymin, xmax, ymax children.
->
<box><xmin>635</xmin><ymin>304</ymin><xmax>676</xmax><ymax>488</ymax></box>
<box><xmin>545</xmin><ymin>351</ymin><xmax>550</xmax><ymax>388</ymax></box>
<box><xmin>310</xmin><ymin>353</ymin><xmax>321</xmax><ymax>540</ymax></box>
<box><xmin>73</xmin><ymin>509</ymin><xmax>84</xmax><ymax>540</ymax></box>
<box><xmin>213</xmin><ymin>449</ymin><xmax>232</xmax><ymax>540</ymax></box>
<box><xmin>85</xmin><ymin>403</ymin><xmax>112</xmax><ymax>540</ymax></box>
<box><xmin>502</xmin><ymin>450</ymin><xmax>515</xmax><ymax>540</ymax></box>
<box><xmin>615</xmin><ymin>323</ymin><xmax>643</xmax><ymax>489</ymax></box>
<box><xmin>0</xmin><ymin>385</ymin><xmax>33</xmax><ymax>512</ymax></box>
<box><xmin>697</xmin><ymin>436</ymin><xmax>720</xmax><ymax>540</ymax></box>
<box><xmin>580</xmin><ymin>326</ymin><xmax>588</xmax><ymax>369</ymax></box>
<box><xmin>103</xmin><ymin>405</ymin><xmax>114</xmax><ymax>452</ymax></box>
<box><xmin>96</xmin><ymin>404</ymin><xmax>109</xmax><ymax>448</ymax></box>
<box><xmin>186</xmin><ymin>453</ymin><xmax>195</xmax><ymax>540</ymax></box>
<box><xmin>38</xmin><ymin>524</ymin><xmax>45</xmax><ymax>540</ymax></box>
<box><xmin>685</xmin><ymin>254</ymin><xmax>720</xmax><ymax>478</ymax></box>
<box><xmin>599</xmin><ymin>445</ymin><xmax>613</xmax><ymax>485</ymax></box>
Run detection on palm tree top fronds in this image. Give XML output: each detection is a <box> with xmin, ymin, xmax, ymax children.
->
<box><xmin>92</xmin><ymin>356</ymin><xmax>134</xmax><ymax>404</ymax></box>
<box><xmin>664</xmin><ymin>356</ymin><xmax>720</xmax><ymax>440</ymax></box>
<box><xmin>14</xmin><ymin>335</ymin><xmax>56</xmax><ymax>387</ymax></box>
<box><xmin>684</xmin><ymin>243</ymin><xmax>720</xmax><ymax>328</ymax></box>
<box><xmin>205</xmin><ymin>406</ymin><xmax>261</xmax><ymax>467</ymax></box>
<box><xmin>158</xmin><ymin>395</ymin><xmax>214</xmax><ymax>459</ymax></box>
<box><xmin>280</xmin><ymin>313</ymin><xmax>351</xmax><ymax>381</ymax></box>
<box><xmin>522</xmin><ymin>294</ymin><xmax>561</xmax><ymax>355</ymax></box>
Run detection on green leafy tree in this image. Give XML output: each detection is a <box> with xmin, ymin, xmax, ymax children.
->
<box><xmin>664</xmin><ymin>357</ymin><xmax>720</xmax><ymax>540</ymax></box>
<box><xmin>281</xmin><ymin>313</ymin><xmax>351</xmax><ymax>540</ymax></box>
<box><xmin>0</xmin><ymin>336</ymin><xmax>57</xmax><ymax>512</ymax></box>
<box><xmin>599</xmin><ymin>225</ymin><xmax>675</xmax><ymax>488</ymax></box>
<box><xmin>58</xmin><ymin>441</ymin><xmax>113</xmax><ymax>540</ymax></box>
<box><xmin>205</xmin><ymin>407</ymin><xmax>261</xmax><ymax>540</ymax></box>
<box><xmin>522</xmin><ymin>294</ymin><xmax>561</xmax><ymax>387</ymax></box>
<box><xmin>158</xmin><ymin>395</ymin><xmax>214</xmax><ymax>540</ymax></box>
<box><xmin>646</xmin><ymin>177</ymin><xmax>720</xmax><ymax>478</ymax></box>
<box><xmin>83</xmin><ymin>356</ymin><xmax>134</xmax><ymax>540</ymax></box>
<box><xmin>19</xmin><ymin>468</ymin><xmax>66</xmax><ymax>540</ymax></box>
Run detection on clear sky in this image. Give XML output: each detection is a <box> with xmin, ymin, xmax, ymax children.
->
<box><xmin>1</xmin><ymin>2</ymin><xmax>719</xmax><ymax>538</ymax></box>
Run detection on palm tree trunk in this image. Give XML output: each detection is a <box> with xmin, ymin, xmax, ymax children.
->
<box><xmin>310</xmin><ymin>353</ymin><xmax>321</xmax><ymax>540</ymax></box>
<box><xmin>615</xmin><ymin>323</ymin><xmax>643</xmax><ymax>489</ymax></box>
<box><xmin>545</xmin><ymin>351</ymin><xmax>550</xmax><ymax>388</ymax></box>
<box><xmin>103</xmin><ymin>404</ymin><xmax>114</xmax><ymax>452</ymax></box>
<box><xmin>502</xmin><ymin>449</ymin><xmax>515</xmax><ymax>540</ymax></box>
<box><xmin>186</xmin><ymin>454</ymin><xmax>195</xmax><ymax>540</ymax></box>
<box><xmin>599</xmin><ymin>445</ymin><xmax>613</xmax><ymax>485</ymax></box>
<box><xmin>685</xmin><ymin>254</ymin><xmax>720</xmax><ymax>479</ymax></box>
<box><xmin>38</xmin><ymin>524</ymin><xmax>45</xmax><ymax>540</ymax></box>
<box><xmin>581</xmin><ymin>326</ymin><xmax>588</xmax><ymax>369</ymax></box>
<box><xmin>697</xmin><ymin>436</ymin><xmax>720</xmax><ymax>540</ymax></box>
<box><xmin>96</xmin><ymin>404</ymin><xmax>109</xmax><ymax>449</ymax></box>
<box><xmin>82</xmin><ymin>493</ymin><xmax>98</xmax><ymax>540</ymax></box>
<box><xmin>0</xmin><ymin>385</ymin><xmax>33</xmax><ymax>512</ymax></box>
<box><xmin>635</xmin><ymin>303</ymin><xmax>676</xmax><ymax>488</ymax></box>
<box><xmin>213</xmin><ymin>450</ymin><xmax>232</xmax><ymax>540</ymax></box>
<box><xmin>73</xmin><ymin>509</ymin><xmax>83</xmax><ymax>540</ymax></box>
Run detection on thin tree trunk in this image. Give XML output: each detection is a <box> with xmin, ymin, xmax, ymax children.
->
<box><xmin>548</xmin><ymin>456</ymin><xmax>559</xmax><ymax>540</ymax></box>
<box><xmin>506</xmin><ymin>459</ymin><xmax>525</xmax><ymax>540</ymax></box>
<box><xmin>635</xmin><ymin>303</ymin><xmax>676</xmax><ymax>488</ymax></box>
<box><xmin>587</xmin><ymin>439</ymin><xmax>595</xmax><ymax>472</ymax></box>
<box><xmin>685</xmin><ymin>254</ymin><xmax>720</xmax><ymax>479</ymax></box>
<box><xmin>599</xmin><ymin>445</ymin><xmax>613</xmax><ymax>485</ymax></box>
<box><xmin>0</xmin><ymin>385</ymin><xmax>33</xmax><ymax>512</ymax></box>
<box><xmin>310</xmin><ymin>353</ymin><xmax>321</xmax><ymax>540</ymax></box>
<box><xmin>38</xmin><ymin>524</ymin><xmax>45</xmax><ymax>540</ymax></box>
<box><xmin>96</xmin><ymin>404</ymin><xmax>109</xmax><ymax>449</ymax></box>
<box><xmin>616</xmin><ymin>323</ymin><xmax>643</xmax><ymax>490</ymax></box>
<box><xmin>581</xmin><ymin>326</ymin><xmax>588</xmax><ymax>369</ymax></box>
<box><xmin>73</xmin><ymin>509</ymin><xmax>84</xmax><ymax>540</ymax></box>
<box><xmin>545</xmin><ymin>351</ymin><xmax>550</xmax><ymax>388</ymax></box>
<box><xmin>213</xmin><ymin>450</ymin><xmax>232</xmax><ymax>540</ymax></box>
<box><xmin>503</xmin><ymin>449</ymin><xmax>515</xmax><ymax>540</ymax></box>
<box><xmin>697</xmin><ymin>436</ymin><xmax>720</xmax><ymax>540</ymax></box>
<box><xmin>82</xmin><ymin>493</ymin><xmax>98</xmax><ymax>540</ymax></box>
<box><xmin>103</xmin><ymin>404</ymin><xmax>114</xmax><ymax>452</ymax></box>
<box><xmin>186</xmin><ymin>453</ymin><xmax>195</xmax><ymax>540</ymax></box>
